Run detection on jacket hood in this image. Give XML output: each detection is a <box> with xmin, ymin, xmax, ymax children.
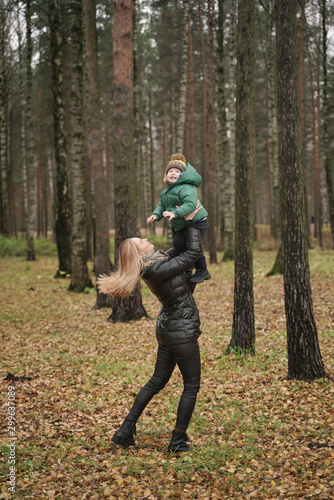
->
<box><xmin>165</xmin><ymin>163</ymin><xmax>202</xmax><ymax>191</ymax></box>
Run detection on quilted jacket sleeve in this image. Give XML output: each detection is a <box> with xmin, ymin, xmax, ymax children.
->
<box><xmin>152</xmin><ymin>199</ymin><xmax>164</xmax><ymax>220</ymax></box>
<box><xmin>147</xmin><ymin>222</ymin><xmax>202</xmax><ymax>280</ymax></box>
<box><xmin>172</xmin><ymin>185</ymin><xmax>198</xmax><ymax>218</ymax></box>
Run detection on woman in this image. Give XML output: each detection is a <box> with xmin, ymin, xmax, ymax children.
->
<box><xmin>97</xmin><ymin>207</ymin><xmax>203</xmax><ymax>452</ymax></box>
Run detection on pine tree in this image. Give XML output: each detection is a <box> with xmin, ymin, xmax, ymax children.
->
<box><xmin>49</xmin><ymin>0</ymin><xmax>72</xmax><ymax>276</ymax></box>
<box><xmin>68</xmin><ymin>0</ymin><xmax>93</xmax><ymax>292</ymax></box>
<box><xmin>227</xmin><ymin>0</ymin><xmax>255</xmax><ymax>354</ymax></box>
<box><xmin>110</xmin><ymin>0</ymin><xmax>147</xmax><ymax>323</ymax></box>
<box><xmin>276</xmin><ymin>0</ymin><xmax>327</xmax><ymax>380</ymax></box>
<box><xmin>25</xmin><ymin>0</ymin><xmax>37</xmax><ymax>261</ymax></box>
<box><xmin>83</xmin><ymin>0</ymin><xmax>111</xmax><ymax>307</ymax></box>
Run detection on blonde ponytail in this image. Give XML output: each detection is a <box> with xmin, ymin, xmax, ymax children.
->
<box><xmin>97</xmin><ymin>239</ymin><xmax>144</xmax><ymax>297</ymax></box>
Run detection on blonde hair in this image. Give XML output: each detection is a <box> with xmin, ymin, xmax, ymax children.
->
<box><xmin>96</xmin><ymin>239</ymin><xmax>144</xmax><ymax>297</ymax></box>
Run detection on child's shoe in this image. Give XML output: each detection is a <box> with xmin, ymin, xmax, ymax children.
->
<box><xmin>189</xmin><ymin>268</ymin><xmax>211</xmax><ymax>284</ymax></box>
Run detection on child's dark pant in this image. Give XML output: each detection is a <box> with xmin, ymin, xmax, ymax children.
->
<box><xmin>173</xmin><ymin>218</ymin><xmax>208</xmax><ymax>271</ymax></box>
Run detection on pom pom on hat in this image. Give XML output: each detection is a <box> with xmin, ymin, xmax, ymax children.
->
<box><xmin>165</xmin><ymin>153</ymin><xmax>187</xmax><ymax>174</ymax></box>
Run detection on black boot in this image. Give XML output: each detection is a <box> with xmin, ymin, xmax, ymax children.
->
<box><xmin>167</xmin><ymin>430</ymin><xmax>190</xmax><ymax>453</ymax></box>
<box><xmin>112</xmin><ymin>418</ymin><xmax>137</xmax><ymax>448</ymax></box>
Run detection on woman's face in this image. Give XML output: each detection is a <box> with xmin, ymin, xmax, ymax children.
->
<box><xmin>132</xmin><ymin>238</ymin><xmax>154</xmax><ymax>256</ymax></box>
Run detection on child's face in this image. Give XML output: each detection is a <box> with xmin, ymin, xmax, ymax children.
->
<box><xmin>166</xmin><ymin>168</ymin><xmax>182</xmax><ymax>184</ymax></box>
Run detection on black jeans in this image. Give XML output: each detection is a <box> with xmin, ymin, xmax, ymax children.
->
<box><xmin>173</xmin><ymin>219</ymin><xmax>209</xmax><ymax>271</ymax></box>
<box><xmin>126</xmin><ymin>339</ymin><xmax>201</xmax><ymax>430</ymax></box>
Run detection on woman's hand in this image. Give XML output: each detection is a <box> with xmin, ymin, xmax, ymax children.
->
<box><xmin>163</xmin><ymin>211</ymin><xmax>176</xmax><ymax>220</ymax></box>
<box><xmin>184</xmin><ymin>200</ymin><xmax>202</xmax><ymax>220</ymax></box>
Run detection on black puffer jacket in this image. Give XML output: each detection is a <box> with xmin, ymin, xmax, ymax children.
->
<box><xmin>142</xmin><ymin>222</ymin><xmax>203</xmax><ymax>346</ymax></box>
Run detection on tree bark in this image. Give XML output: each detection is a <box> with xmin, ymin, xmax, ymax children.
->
<box><xmin>216</xmin><ymin>0</ymin><xmax>230</xmax><ymax>254</ymax></box>
<box><xmin>276</xmin><ymin>0</ymin><xmax>327</xmax><ymax>380</ymax></box>
<box><xmin>49</xmin><ymin>0</ymin><xmax>72</xmax><ymax>276</ymax></box>
<box><xmin>83</xmin><ymin>0</ymin><xmax>111</xmax><ymax>308</ymax></box>
<box><xmin>227</xmin><ymin>0</ymin><xmax>255</xmax><ymax>354</ymax></box>
<box><xmin>17</xmin><ymin>6</ymin><xmax>27</xmax><ymax>240</ymax></box>
<box><xmin>198</xmin><ymin>0</ymin><xmax>207</xmax><ymax>191</ymax></box>
<box><xmin>25</xmin><ymin>0</ymin><xmax>37</xmax><ymax>261</ymax></box>
<box><xmin>110</xmin><ymin>0</ymin><xmax>147</xmax><ymax>323</ymax></box>
<box><xmin>0</xmin><ymin>1</ymin><xmax>10</xmax><ymax>236</ymax></box>
<box><xmin>223</xmin><ymin>0</ymin><xmax>237</xmax><ymax>261</ymax></box>
<box><xmin>206</xmin><ymin>0</ymin><xmax>217</xmax><ymax>264</ymax></box>
<box><xmin>183</xmin><ymin>10</ymin><xmax>195</xmax><ymax>165</ymax></box>
<box><xmin>68</xmin><ymin>0</ymin><xmax>93</xmax><ymax>292</ymax></box>
<box><xmin>307</xmin><ymin>47</ymin><xmax>321</xmax><ymax>243</ymax></box>
<box><xmin>175</xmin><ymin>0</ymin><xmax>189</xmax><ymax>152</ymax></box>
<box><xmin>321</xmin><ymin>0</ymin><xmax>334</xmax><ymax>246</ymax></box>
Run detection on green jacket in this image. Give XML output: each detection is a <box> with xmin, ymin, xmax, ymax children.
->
<box><xmin>152</xmin><ymin>163</ymin><xmax>208</xmax><ymax>231</ymax></box>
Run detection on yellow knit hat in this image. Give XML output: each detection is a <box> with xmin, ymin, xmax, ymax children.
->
<box><xmin>165</xmin><ymin>153</ymin><xmax>187</xmax><ymax>174</ymax></box>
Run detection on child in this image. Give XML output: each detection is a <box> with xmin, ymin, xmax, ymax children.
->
<box><xmin>147</xmin><ymin>153</ymin><xmax>211</xmax><ymax>284</ymax></box>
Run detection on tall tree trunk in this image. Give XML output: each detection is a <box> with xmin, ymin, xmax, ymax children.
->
<box><xmin>83</xmin><ymin>86</ymin><xmax>93</xmax><ymax>262</ymax></box>
<box><xmin>299</xmin><ymin>0</ymin><xmax>310</xmax><ymax>241</ymax></box>
<box><xmin>223</xmin><ymin>0</ymin><xmax>237</xmax><ymax>261</ymax></box>
<box><xmin>148</xmin><ymin>94</ymin><xmax>155</xmax><ymax>215</ymax></box>
<box><xmin>316</xmin><ymin>19</ymin><xmax>324</xmax><ymax>245</ymax></box>
<box><xmin>175</xmin><ymin>0</ymin><xmax>189</xmax><ymax>152</ymax></box>
<box><xmin>83</xmin><ymin>0</ymin><xmax>111</xmax><ymax>308</ymax></box>
<box><xmin>321</xmin><ymin>0</ymin><xmax>334</xmax><ymax>246</ymax></box>
<box><xmin>17</xmin><ymin>6</ymin><xmax>27</xmax><ymax>239</ymax></box>
<box><xmin>267</xmin><ymin>0</ymin><xmax>279</xmax><ymax>242</ymax></box>
<box><xmin>49</xmin><ymin>0</ymin><xmax>72</xmax><ymax>276</ymax></box>
<box><xmin>308</xmin><ymin>48</ymin><xmax>321</xmax><ymax>243</ymax></box>
<box><xmin>266</xmin><ymin>0</ymin><xmax>282</xmax><ymax>277</ymax></box>
<box><xmin>198</xmin><ymin>0</ymin><xmax>207</xmax><ymax>190</ymax></box>
<box><xmin>133</xmin><ymin>0</ymin><xmax>141</xmax><ymax>231</ymax></box>
<box><xmin>0</xmin><ymin>1</ymin><xmax>10</xmax><ymax>236</ymax></box>
<box><xmin>217</xmin><ymin>0</ymin><xmax>232</xmax><ymax>260</ymax></box>
<box><xmin>68</xmin><ymin>0</ymin><xmax>93</xmax><ymax>292</ymax></box>
<box><xmin>276</xmin><ymin>0</ymin><xmax>327</xmax><ymax>380</ymax></box>
<box><xmin>183</xmin><ymin>10</ymin><xmax>195</xmax><ymax>165</ymax></box>
<box><xmin>227</xmin><ymin>0</ymin><xmax>255</xmax><ymax>354</ymax></box>
<box><xmin>206</xmin><ymin>0</ymin><xmax>217</xmax><ymax>264</ymax></box>
<box><xmin>25</xmin><ymin>0</ymin><xmax>37</xmax><ymax>261</ymax></box>
<box><xmin>110</xmin><ymin>0</ymin><xmax>147</xmax><ymax>323</ymax></box>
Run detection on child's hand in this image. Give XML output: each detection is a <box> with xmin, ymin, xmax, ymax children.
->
<box><xmin>163</xmin><ymin>211</ymin><xmax>175</xmax><ymax>220</ymax></box>
<box><xmin>147</xmin><ymin>215</ymin><xmax>157</xmax><ymax>223</ymax></box>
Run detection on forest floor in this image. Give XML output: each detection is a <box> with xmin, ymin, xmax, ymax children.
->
<box><xmin>0</xmin><ymin>250</ymin><xmax>333</xmax><ymax>499</ymax></box>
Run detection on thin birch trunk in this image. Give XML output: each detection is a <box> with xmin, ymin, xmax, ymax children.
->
<box><xmin>25</xmin><ymin>0</ymin><xmax>37</xmax><ymax>261</ymax></box>
<box><xmin>267</xmin><ymin>0</ymin><xmax>279</xmax><ymax>242</ymax></box>
<box><xmin>299</xmin><ymin>0</ymin><xmax>310</xmax><ymax>240</ymax></box>
<box><xmin>133</xmin><ymin>0</ymin><xmax>141</xmax><ymax>231</ymax></box>
<box><xmin>223</xmin><ymin>0</ymin><xmax>237</xmax><ymax>259</ymax></box>
<box><xmin>321</xmin><ymin>0</ymin><xmax>334</xmax><ymax>246</ymax></box>
<box><xmin>217</xmin><ymin>0</ymin><xmax>233</xmax><ymax>260</ymax></box>
<box><xmin>307</xmin><ymin>45</ymin><xmax>321</xmax><ymax>243</ymax></box>
<box><xmin>206</xmin><ymin>0</ymin><xmax>217</xmax><ymax>264</ymax></box>
<box><xmin>198</xmin><ymin>0</ymin><xmax>207</xmax><ymax>192</ymax></box>
<box><xmin>17</xmin><ymin>7</ymin><xmax>27</xmax><ymax>239</ymax></box>
<box><xmin>183</xmin><ymin>10</ymin><xmax>195</xmax><ymax>164</ymax></box>
<box><xmin>175</xmin><ymin>0</ymin><xmax>189</xmax><ymax>152</ymax></box>
<box><xmin>0</xmin><ymin>1</ymin><xmax>10</xmax><ymax>235</ymax></box>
